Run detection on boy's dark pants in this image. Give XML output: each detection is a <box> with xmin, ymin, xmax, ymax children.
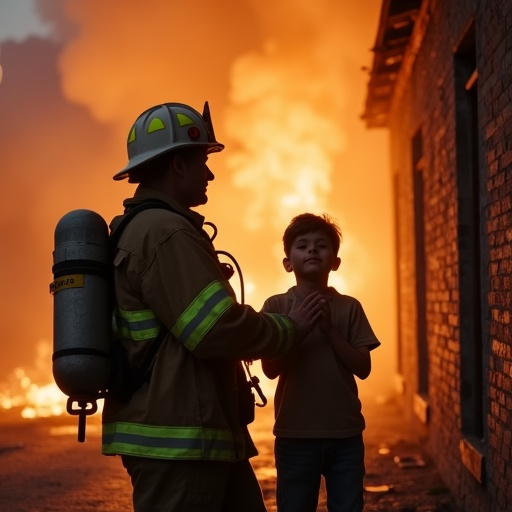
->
<box><xmin>274</xmin><ymin>435</ymin><xmax>365</xmax><ymax>512</ymax></box>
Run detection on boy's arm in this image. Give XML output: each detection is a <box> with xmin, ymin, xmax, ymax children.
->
<box><xmin>324</xmin><ymin>327</ymin><xmax>371</xmax><ymax>379</ymax></box>
<box><xmin>320</xmin><ymin>302</ymin><xmax>372</xmax><ymax>380</ymax></box>
<box><xmin>262</xmin><ymin>348</ymin><xmax>301</xmax><ymax>379</ymax></box>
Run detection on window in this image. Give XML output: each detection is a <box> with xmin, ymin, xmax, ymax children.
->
<box><xmin>454</xmin><ymin>21</ymin><xmax>486</xmax><ymax>484</ymax></box>
<box><xmin>412</xmin><ymin>129</ymin><xmax>429</xmax><ymax>421</ymax></box>
<box><xmin>454</xmin><ymin>22</ymin><xmax>485</xmax><ymax>441</ymax></box>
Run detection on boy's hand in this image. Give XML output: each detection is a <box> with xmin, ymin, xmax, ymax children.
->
<box><xmin>288</xmin><ymin>291</ymin><xmax>326</xmax><ymax>341</ymax></box>
<box><xmin>319</xmin><ymin>300</ymin><xmax>332</xmax><ymax>333</ymax></box>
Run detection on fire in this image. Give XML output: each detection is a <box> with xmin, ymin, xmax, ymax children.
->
<box><xmin>0</xmin><ymin>339</ymin><xmax>102</xmax><ymax>419</ymax></box>
<box><xmin>1</xmin><ymin>0</ymin><xmax>396</xmax><ymax>414</ymax></box>
<box><xmin>19</xmin><ymin>378</ymin><xmax>66</xmax><ymax>419</ymax></box>
<box><xmin>0</xmin><ymin>365</ymin><xmax>66</xmax><ymax>419</ymax></box>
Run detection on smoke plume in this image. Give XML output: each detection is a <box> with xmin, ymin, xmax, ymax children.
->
<box><xmin>0</xmin><ymin>0</ymin><xmax>395</xmax><ymax>401</ymax></box>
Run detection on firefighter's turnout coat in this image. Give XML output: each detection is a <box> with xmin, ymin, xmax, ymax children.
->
<box><xmin>102</xmin><ymin>188</ymin><xmax>295</xmax><ymax>462</ymax></box>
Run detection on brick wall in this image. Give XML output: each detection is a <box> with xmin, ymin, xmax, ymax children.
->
<box><xmin>382</xmin><ymin>0</ymin><xmax>512</xmax><ymax>509</ymax></box>
<box><xmin>479</xmin><ymin>1</ymin><xmax>512</xmax><ymax>508</ymax></box>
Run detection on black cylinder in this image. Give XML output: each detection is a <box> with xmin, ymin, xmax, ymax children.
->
<box><xmin>51</xmin><ymin>209</ymin><xmax>111</xmax><ymax>398</ymax></box>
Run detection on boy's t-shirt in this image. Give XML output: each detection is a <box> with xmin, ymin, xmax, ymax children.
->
<box><xmin>261</xmin><ymin>286</ymin><xmax>380</xmax><ymax>439</ymax></box>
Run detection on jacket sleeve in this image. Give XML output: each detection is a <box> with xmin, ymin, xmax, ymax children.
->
<box><xmin>260</xmin><ymin>297</ymin><xmax>295</xmax><ymax>379</ymax></box>
<box><xmin>140</xmin><ymin>225</ymin><xmax>296</xmax><ymax>361</ymax></box>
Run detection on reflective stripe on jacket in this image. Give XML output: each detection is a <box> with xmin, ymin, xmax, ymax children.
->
<box><xmin>102</xmin><ymin>422</ymin><xmax>249</xmax><ymax>461</ymax></box>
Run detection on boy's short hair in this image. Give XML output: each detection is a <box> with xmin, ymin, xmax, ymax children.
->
<box><xmin>283</xmin><ymin>213</ymin><xmax>342</xmax><ymax>257</ymax></box>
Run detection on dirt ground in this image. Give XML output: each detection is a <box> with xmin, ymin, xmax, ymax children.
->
<box><xmin>250</xmin><ymin>395</ymin><xmax>457</xmax><ymax>512</ymax></box>
<box><xmin>0</xmin><ymin>395</ymin><xmax>457</xmax><ymax>511</ymax></box>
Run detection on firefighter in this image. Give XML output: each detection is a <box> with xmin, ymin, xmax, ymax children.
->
<box><xmin>102</xmin><ymin>102</ymin><xmax>326</xmax><ymax>512</ymax></box>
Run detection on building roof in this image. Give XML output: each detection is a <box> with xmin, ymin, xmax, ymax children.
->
<box><xmin>362</xmin><ymin>0</ymin><xmax>423</xmax><ymax>128</ymax></box>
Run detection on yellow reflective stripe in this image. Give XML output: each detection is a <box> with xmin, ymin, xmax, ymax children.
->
<box><xmin>114</xmin><ymin>308</ymin><xmax>161</xmax><ymax>341</ymax></box>
<box><xmin>263</xmin><ymin>312</ymin><xmax>295</xmax><ymax>352</ymax></box>
<box><xmin>172</xmin><ymin>281</ymin><xmax>234</xmax><ymax>351</ymax></box>
<box><xmin>102</xmin><ymin>422</ymin><xmax>240</xmax><ymax>461</ymax></box>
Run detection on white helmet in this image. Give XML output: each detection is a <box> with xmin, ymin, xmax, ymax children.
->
<box><xmin>113</xmin><ymin>101</ymin><xmax>224</xmax><ymax>181</ymax></box>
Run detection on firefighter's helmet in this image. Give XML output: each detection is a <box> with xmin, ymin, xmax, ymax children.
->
<box><xmin>113</xmin><ymin>102</ymin><xmax>224</xmax><ymax>181</ymax></box>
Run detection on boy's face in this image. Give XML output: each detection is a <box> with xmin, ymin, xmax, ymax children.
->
<box><xmin>283</xmin><ymin>231</ymin><xmax>340</xmax><ymax>279</ymax></box>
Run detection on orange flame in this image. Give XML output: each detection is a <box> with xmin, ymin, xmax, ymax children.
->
<box><xmin>0</xmin><ymin>340</ymin><xmax>102</xmax><ymax>419</ymax></box>
<box><xmin>0</xmin><ymin>0</ymin><xmax>396</xmax><ymax>417</ymax></box>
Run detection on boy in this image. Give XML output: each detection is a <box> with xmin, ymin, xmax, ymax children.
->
<box><xmin>262</xmin><ymin>213</ymin><xmax>380</xmax><ymax>512</ymax></box>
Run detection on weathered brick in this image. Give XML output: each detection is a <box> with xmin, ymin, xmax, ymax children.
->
<box><xmin>365</xmin><ymin>0</ymin><xmax>512</xmax><ymax>509</ymax></box>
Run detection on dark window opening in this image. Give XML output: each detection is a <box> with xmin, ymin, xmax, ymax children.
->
<box><xmin>454</xmin><ymin>22</ymin><xmax>484</xmax><ymax>440</ymax></box>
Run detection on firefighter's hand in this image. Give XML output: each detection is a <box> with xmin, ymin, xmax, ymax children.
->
<box><xmin>287</xmin><ymin>291</ymin><xmax>326</xmax><ymax>342</ymax></box>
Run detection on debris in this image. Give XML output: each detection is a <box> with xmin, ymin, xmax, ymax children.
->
<box><xmin>0</xmin><ymin>442</ymin><xmax>25</xmax><ymax>455</ymax></box>
<box><xmin>364</xmin><ymin>484</ymin><xmax>394</xmax><ymax>493</ymax></box>
<box><xmin>393</xmin><ymin>454</ymin><xmax>426</xmax><ymax>468</ymax></box>
<box><xmin>427</xmin><ymin>486</ymin><xmax>450</xmax><ymax>495</ymax></box>
<box><xmin>378</xmin><ymin>443</ymin><xmax>391</xmax><ymax>455</ymax></box>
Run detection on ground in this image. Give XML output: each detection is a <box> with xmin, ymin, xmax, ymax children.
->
<box><xmin>250</xmin><ymin>394</ymin><xmax>457</xmax><ymax>511</ymax></box>
<box><xmin>0</xmin><ymin>395</ymin><xmax>457</xmax><ymax>511</ymax></box>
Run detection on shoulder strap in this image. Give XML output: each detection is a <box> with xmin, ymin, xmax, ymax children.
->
<box><xmin>109</xmin><ymin>199</ymin><xmax>179</xmax><ymax>384</ymax></box>
<box><xmin>110</xmin><ymin>199</ymin><xmax>180</xmax><ymax>248</ymax></box>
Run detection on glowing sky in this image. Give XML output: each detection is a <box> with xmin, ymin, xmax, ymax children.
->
<box><xmin>0</xmin><ymin>0</ymin><xmax>395</xmax><ymax>402</ymax></box>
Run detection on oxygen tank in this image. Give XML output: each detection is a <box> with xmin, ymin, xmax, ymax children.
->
<box><xmin>50</xmin><ymin>209</ymin><xmax>111</xmax><ymax>441</ymax></box>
